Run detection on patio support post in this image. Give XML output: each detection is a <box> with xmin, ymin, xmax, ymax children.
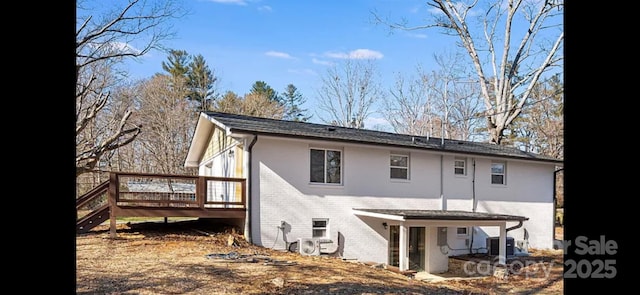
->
<box><xmin>399</xmin><ymin>222</ymin><xmax>409</xmax><ymax>271</ymax></box>
<box><xmin>498</xmin><ymin>223</ymin><xmax>506</xmax><ymax>265</ymax></box>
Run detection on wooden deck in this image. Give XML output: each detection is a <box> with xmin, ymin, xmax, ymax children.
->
<box><xmin>77</xmin><ymin>172</ymin><xmax>247</xmax><ymax>236</ymax></box>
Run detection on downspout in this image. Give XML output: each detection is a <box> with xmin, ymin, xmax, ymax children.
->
<box><xmin>505</xmin><ymin>219</ymin><xmax>526</xmax><ymax>252</ymax></box>
<box><xmin>471</xmin><ymin>158</ymin><xmax>476</xmax><ymax>212</ymax></box>
<box><xmin>440</xmin><ymin>154</ymin><xmax>445</xmax><ymax>210</ymax></box>
<box><xmin>506</xmin><ymin>220</ymin><xmax>524</xmax><ymax>233</ymax></box>
<box><xmin>469</xmin><ymin>158</ymin><xmax>476</xmax><ymax>253</ymax></box>
<box><xmin>244</xmin><ymin>134</ymin><xmax>258</xmax><ymax>243</ymax></box>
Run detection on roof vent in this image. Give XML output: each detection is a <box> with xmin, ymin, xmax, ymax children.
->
<box><xmin>327</xmin><ymin>127</ymin><xmax>336</xmax><ymax>131</ymax></box>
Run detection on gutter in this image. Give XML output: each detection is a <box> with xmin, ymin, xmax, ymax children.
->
<box><xmin>244</xmin><ymin>134</ymin><xmax>259</xmax><ymax>243</ymax></box>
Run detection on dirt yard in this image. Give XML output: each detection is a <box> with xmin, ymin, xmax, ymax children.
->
<box><xmin>76</xmin><ymin>221</ymin><xmax>564</xmax><ymax>294</ymax></box>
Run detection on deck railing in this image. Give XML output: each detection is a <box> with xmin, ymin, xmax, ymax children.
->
<box><xmin>110</xmin><ymin>172</ymin><xmax>246</xmax><ymax>210</ymax></box>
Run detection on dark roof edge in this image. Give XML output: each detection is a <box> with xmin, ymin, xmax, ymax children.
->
<box><xmin>403</xmin><ymin>215</ymin><xmax>529</xmax><ymax>221</ymax></box>
<box><xmin>229</xmin><ymin>128</ymin><xmax>564</xmax><ymax>165</ymax></box>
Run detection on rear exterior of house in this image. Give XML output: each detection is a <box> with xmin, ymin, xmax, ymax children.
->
<box><xmin>185</xmin><ymin>112</ymin><xmax>562</xmax><ymax>273</ymax></box>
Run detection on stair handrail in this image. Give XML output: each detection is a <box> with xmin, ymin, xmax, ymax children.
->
<box><xmin>76</xmin><ymin>180</ymin><xmax>110</xmax><ymax>209</ymax></box>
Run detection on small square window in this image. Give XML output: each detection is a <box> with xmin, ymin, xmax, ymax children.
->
<box><xmin>456</xmin><ymin>227</ymin><xmax>468</xmax><ymax>236</ymax></box>
<box><xmin>312</xmin><ymin>218</ymin><xmax>329</xmax><ymax>238</ymax></box>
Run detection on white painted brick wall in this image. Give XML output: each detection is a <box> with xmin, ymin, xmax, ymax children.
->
<box><xmin>247</xmin><ymin>136</ymin><xmax>556</xmax><ymax>264</ymax></box>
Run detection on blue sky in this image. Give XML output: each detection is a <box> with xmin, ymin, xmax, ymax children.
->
<box><xmin>112</xmin><ymin>0</ymin><xmax>464</xmax><ymax>127</ymax></box>
<box><xmin>102</xmin><ymin>0</ymin><xmax>562</xmax><ymax>128</ymax></box>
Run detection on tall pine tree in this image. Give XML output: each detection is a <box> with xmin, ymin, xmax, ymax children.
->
<box><xmin>161</xmin><ymin>49</ymin><xmax>190</xmax><ymax>79</ymax></box>
<box><xmin>250</xmin><ymin>81</ymin><xmax>280</xmax><ymax>103</ymax></box>
<box><xmin>161</xmin><ymin>50</ymin><xmax>218</xmax><ymax>111</ymax></box>
<box><xmin>188</xmin><ymin>54</ymin><xmax>216</xmax><ymax>111</ymax></box>
<box><xmin>281</xmin><ymin>84</ymin><xmax>310</xmax><ymax>122</ymax></box>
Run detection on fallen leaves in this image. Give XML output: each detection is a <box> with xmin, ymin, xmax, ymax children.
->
<box><xmin>76</xmin><ymin>221</ymin><xmax>563</xmax><ymax>294</ymax></box>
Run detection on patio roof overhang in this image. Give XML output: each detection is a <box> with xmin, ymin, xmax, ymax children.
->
<box><xmin>352</xmin><ymin>209</ymin><xmax>528</xmax><ymax>224</ymax></box>
<box><xmin>352</xmin><ymin>209</ymin><xmax>529</xmax><ymax>271</ymax></box>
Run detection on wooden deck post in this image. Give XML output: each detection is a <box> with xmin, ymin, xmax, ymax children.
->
<box><xmin>198</xmin><ymin>177</ymin><xmax>205</xmax><ymax>209</ymax></box>
<box><xmin>109</xmin><ymin>172</ymin><xmax>118</xmax><ymax>238</ymax></box>
<box><xmin>241</xmin><ymin>180</ymin><xmax>246</xmax><ymax>207</ymax></box>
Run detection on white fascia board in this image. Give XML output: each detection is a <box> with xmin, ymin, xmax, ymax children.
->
<box><xmin>184</xmin><ymin>113</ymin><xmax>232</xmax><ymax>168</ymax></box>
<box><xmin>185</xmin><ymin>114</ymin><xmax>210</xmax><ymax>167</ymax></box>
<box><xmin>401</xmin><ymin>220</ymin><xmax>506</xmax><ymax>227</ymax></box>
<box><xmin>352</xmin><ymin>209</ymin><xmax>406</xmax><ymax>221</ymax></box>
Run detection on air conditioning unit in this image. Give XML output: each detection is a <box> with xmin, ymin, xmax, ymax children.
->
<box><xmin>486</xmin><ymin>237</ymin><xmax>515</xmax><ymax>256</ymax></box>
<box><xmin>298</xmin><ymin>238</ymin><xmax>321</xmax><ymax>256</ymax></box>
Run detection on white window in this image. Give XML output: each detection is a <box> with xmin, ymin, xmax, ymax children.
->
<box><xmin>454</xmin><ymin>158</ymin><xmax>466</xmax><ymax>175</ymax></box>
<box><xmin>390</xmin><ymin>154</ymin><xmax>409</xmax><ymax>180</ymax></box>
<box><xmin>456</xmin><ymin>227</ymin><xmax>468</xmax><ymax>237</ymax></box>
<box><xmin>310</xmin><ymin>148</ymin><xmax>342</xmax><ymax>184</ymax></box>
<box><xmin>312</xmin><ymin>218</ymin><xmax>329</xmax><ymax>238</ymax></box>
<box><xmin>491</xmin><ymin>161</ymin><xmax>506</xmax><ymax>185</ymax></box>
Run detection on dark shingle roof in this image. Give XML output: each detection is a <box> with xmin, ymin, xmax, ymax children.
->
<box><xmin>205</xmin><ymin>112</ymin><xmax>562</xmax><ymax>164</ymax></box>
<box><xmin>353</xmin><ymin>209</ymin><xmax>529</xmax><ymax>221</ymax></box>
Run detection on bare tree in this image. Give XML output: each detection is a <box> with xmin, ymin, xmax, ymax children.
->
<box><xmin>75</xmin><ymin>0</ymin><xmax>184</xmax><ymax>176</ymax></box>
<box><xmin>242</xmin><ymin>93</ymin><xmax>285</xmax><ymax>119</ymax></box>
<box><xmin>508</xmin><ymin>74</ymin><xmax>563</xmax><ymax>159</ymax></box>
<box><xmin>136</xmin><ymin>74</ymin><xmax>198</xmax><ymax>175</ymax></box>
<box><xmin>213</xmin><ymin>91</ymin><xmax>245</xmax><ymax>114</ymax></box>
<box><xmin>212</xmin><ymin>91</ymin><xmax>285</xmax><ymax>119</ymax></box>
<box><xmin>448</xmin><ymin>80</ymin><xmax>483</xmax><ymax>141</ymax></box>
<box><xmin>374</xmin><ymin>0</ymin><xmax>563</xmax><ymax>144</ymax></box>
<box><xmin>382</xmin><ymin>57</ymin><xmax>483</xmax><ymax>141</ymax></box>
<box><xmin>97</xmin><ymin>80</ymin><xmax>143</xmax><ymax>172</ymax></box>
<box><xmin>316</xmin><ymin>59</ymin><xmax>385</xmax><ymax>128</ymax></box>
<box><xmin>429</xmin><ymin>52</ymin><xmax>484</xmax><ymax>141</ymax></box>
<box><xmin>382</xmin><ymin>70</ymin><xmax>434</xmax><ymax>136</ymax></box>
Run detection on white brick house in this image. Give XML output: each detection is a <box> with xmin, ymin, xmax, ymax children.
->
<box><xmin>185</xmin><ymin>112</ymin><xmax>562</xmax><ymax>273</ymax></box>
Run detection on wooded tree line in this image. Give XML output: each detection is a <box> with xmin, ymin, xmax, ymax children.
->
<box><xmin>76</xmin><ymin>0</ymin><xmax>563</xmax><ymax>202</ymax></box>
<box><xmin>76</xmin><ymin>46</ymin><xmax>310</xmax><ymax>192</ymax></box>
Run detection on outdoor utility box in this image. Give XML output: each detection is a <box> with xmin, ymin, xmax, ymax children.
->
<box><xmin>487</xmin><ymin>237</ymin><xmax>515</xmax><ymax>256</ymax></box>
<box><xmin>437</xmin><ymin>227</ymin><xmax>447</xmax><ymax>246</ymax></box>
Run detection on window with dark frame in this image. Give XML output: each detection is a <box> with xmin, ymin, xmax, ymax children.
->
<box><xmin>491</xmin><ymin>161</ymin><xmax>506</xmax><ymax>185</ymax></box>
<box><xmin>310</xmin><ymin>148</ymin><xmax>342</xmax><ymax>184</ymax></box>
<box><xmin>454</xmin><ymin>158</ymin><xmax>466</xmax><ymax>175</ymax></box>
<box><xmin>312</xmin><ymin>218</ymin><xmax>329</xmax><ymax>238</ymax></box>
<box><xmin>390</xmin><ymin>154</ymin><xmax>409</xmax><ymax>180</ymax></box>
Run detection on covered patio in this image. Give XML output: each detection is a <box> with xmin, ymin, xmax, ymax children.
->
<box><xmin>352</xmin><ymin>209</ymin><xmax>529</xmax><ymax>273</ymax></box>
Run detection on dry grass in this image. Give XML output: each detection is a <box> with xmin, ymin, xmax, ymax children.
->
<box><xmin>76</xmin><ymin>221</ymin><xmax>563</xmax><ymax>294</ymax></box>
<box><xmin>555</xmin><ymin>226</ymin><xmax>563</xmax><ymax>240</ymax></box>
